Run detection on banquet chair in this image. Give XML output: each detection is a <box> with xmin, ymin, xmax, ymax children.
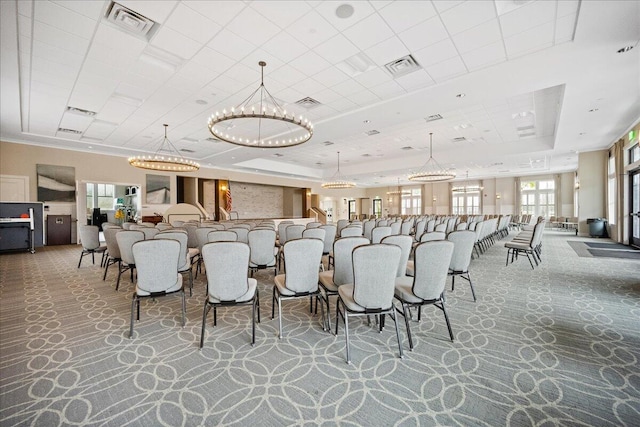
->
<box><xmin>302</xmin><ymin>227</ymin><xmax>325</xmax><ymax>241</ymax></box>
<box><xmin>154</xmin><ymin>231</ymin><xmax>194</xmax><ymax>296</ymax></box>
<box><xmin>318</xmin><ymin>236</ymin><xmax>369</xmax><ymax>331</ymax></box>
<box><xmin>363</xmin><ymin>220</ymin><xmax>376</xmax><ymax>241</ymax></box>
<box><xmin>194</xmin><ymin>227</ymin><xmax>218</xmax><ymax>277</ymax></box>
<box><xmin>318</xmin><ymin>224</ymin><xmax>337</xmax><ymax>269</ymax></box>
<box><xmin>272</xmin><ymin>238</ymin><xmax>324</xmax><ymax>338</ymax></box>
<box><xmin>77</xmin><ymin>225</ymin><xmax>107</xmax><ymax>268</ymax></box>
<box><xmin>155</xmin><ymin>223</ymin><xmax>173</xmax><ymax>231</ymax></box>
<box><xmin>115</xmin><ymin>230</ymin><xmax>145</xmax><ymax>291</ymax></box>
<box><xmin>102</xmin><ymin>228</ymin><xmax>121</xmax><ymax>281</ymax></box>
<box><xmin>228</xmin><ymin>227</ymin><xmax>249</xmax><ymax>243</ymax></box>
<box><xmin>340</xmin><ymin>226</ymin><xmax>362</xmax><ymax>237</ymax></box>
<box><xmin>207</xmin><ymin>230</ymin><xmax>238</xmax><ymax>242</ymax></box>
<box><xmin>335</xmin><ymin>244</ymin><xmax>403</xmax><ymax>364</ymax></box>
<box><xmin>129</xmin><ymin>239</ymin><xmax>185</xmax><ymax>339</ymax></box>
<box><xmin>447</xmin><ymin>231</ymin><xmax>477</xmax><ymax>301</ymax></box>
<box><xmin>278</xmin><ymin>224</ymin><xmax>304</xmax><ymax>270</ymax></box>
<box><xmin>200</xmin><ymin>242</ymin><xmax>259</xmax><ymax>348</ymax></box>
<box><xmin>400</xmin><ymin>221</ymin><xmax>413</xmax><ymax>236</ymax></box>
<box><xmin>336</xmin><ymin>219</ymin><xmax>349</xmax><ymax>236</ymax></box>
<box><xmin>394</xmin><ymin>240</ymin><xmax>455</xmax><ymax>350</ymax></box>
<box><xmin>381</xmin><ymin>235</ymin><xmax>413</xmax><ymax>278</ymax></box>
<box><xmin>247</xmin><ymin>229</ymin><xmax>278</xmax><ymax>276</ymax></box>
<box><xmin>306</xmin><ymin>222</ymin><xmax>322</xmax><ymax>229</ymax></box>
<box><xmin>276</xmin><ymin>221</ymin><xmax>293</xmax><ymax>247</ymax></box>
<box><xmin>371</xmin><ymin>226</ymin><xmax>392</xmax><ymax>244</ymax></box>
<box><xmin>389</xmin><ymin>221</ymin><xmax>402</xmax><ymax>235</ymax></box>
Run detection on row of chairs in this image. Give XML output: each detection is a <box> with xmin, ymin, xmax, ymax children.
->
<box><xmin>504</xmin><ymin>219</ymin><xmax>546</xmax><ymax>269</ymax></box>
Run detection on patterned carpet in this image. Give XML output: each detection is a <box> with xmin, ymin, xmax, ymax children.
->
<box><xmin>1</xmin><ymin>231</ymin><xmax>639</xmax><ymax>426</ymax></box>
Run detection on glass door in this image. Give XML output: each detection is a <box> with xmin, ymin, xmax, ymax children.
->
<box><xmin>348</xmin><ymin>200</ymin><xmax>356</xmax><ymax>221</ymax></box>
<box><xmin>630</xmin><ymin>169</ymin><xmax>640</xmax><ymax>248</ymax></box>
<box><xmin>372</xmin><ymin>199</ymin><xmax>382</xmax><ymax>218</ymax></box>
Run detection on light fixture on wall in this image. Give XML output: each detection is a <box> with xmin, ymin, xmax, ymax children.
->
<box><xmin>207</xmin><ymin>61</ymin><xmax>313</xmax><ymax>148</ymax></box>
<box><xmin>408</xmin><ymin>132</ymin><xmax>456</xmax><ymax>182</ymax></box>
<box><xmin>452</xmin><ymin>171</ymin><xmax>483</xmax><ymax>193</ymax></box>
<box><xmin>128</xmin><ymin>124</ymin><xmax>200</xmax><ymax>172</ymax></box>
<box><xmin>496</xmin><ymin>194</ymin><xmax>501</xmax><ymax>200</ymax></box>
<box><xmin>386</xmin><ymin>177</ymin><xmax>410</xmax><ymax>196</ymax></box>
<box><xmin>322</xmin><ymin>151</ymin><xmax>355</xmax><ymax>189</ymax></box>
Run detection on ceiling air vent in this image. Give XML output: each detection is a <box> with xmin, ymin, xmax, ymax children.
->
<box><xmin>384</xmin><ymin>54</ymin><xmax>422</xmax><ymax>78</ymax></box>
<box><xmin>452</xmin><ymin>137</ymin><xmax>467</xmax><ymax>143</ymax></box>
<box><xmin>273</xmin><ymin>153</ymin><xmax>284</xmax><ymax>157</ymax></box>
<box><xmin>57</xmin><ymin>128</ymin><xmax>82</xmax><ymax>135</ymax></box>
<box><xmin>364</xmin><ymin>130</ymin><xmax>380</xmax><ymax>136</ymax></box>
<box><xmin>425</xmin><ymin>114</ymin><xmax>443</xmax><ymax>122</ymax></box>
<box><xmin>66</xmin><ymin>106</ymin><xmax>96</xmax><ymax>117</ymax></box>
<box><xmin>181</xmin><ymin>137</ymin><xmax>198</xmax><ymax>143</ymax></box>
<box><xmin>323</xmin><ymin>141</ymin><xmax>334</xmax><ymax>146</ymax></box>
<box><xmin>295</xmin><ymin>97</ymin><xmax>322</xmax><ymax>109</ymax></box>
<box><xmin>362</xmin><ymin>153</ymin><xmax>371</xmax><ymax>157</ymax></box>
<box><xmin>105</xmin><ymin>2</ymin><xmax>157</xmax><ymax>39</ymax></box>
<box><xmin>180</xmin><ymin>148</ymin><xmax>195</xmax><ymax>153</ymax></box>
<box><xmin>206</xmin><ymin>137</ymin><xmax>221</xmax><ymax>143</ymax></box>
<box><xmin>401</xmin><ymin>146</ymin><xmax>414</xmax><ymax>150</ymax></box>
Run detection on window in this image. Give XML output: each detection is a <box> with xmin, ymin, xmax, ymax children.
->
<box><xmin>607</xmin><ymin>154</ymin><xmax>616</xmax><ymax>224</ymax></box>
<box><xmin>86</xmin><ymin>183</ymin><xmax>116</xmax><ymax>210</ymax></box>
<box><xmin>401</xmin><ymin>188</ymin><xmax>421</xmax><ymax>215</ymax></box>
<box><xmin>86</xmin><ymin>184</ymin><xmax>94</xmax><ymax>213</ymax></box>
<box><xmin>630</xmin><ymin>143</ymin><xmax>639</xmax><ymax>164</ymax></box>
<box><xmin>452</xmin><ymin>191</ymin><xmax>480</xmax><ymax>215</ymax></box>
<box><xmin>520</xmin><ymin>179</ymin><xmax>555</xmax><ymax>217</ymax></box>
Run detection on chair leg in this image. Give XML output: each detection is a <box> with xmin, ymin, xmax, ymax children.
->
<box><xmin>78</xmin><ymin>251</ymin><xmax>85</xmax><ymax>268</ymax></box>
<box><xmin>181</xmin><ymin>289</ymin><xmax>186</xmax><ymax>327</ymax></box>
<box><xmin>451</xmin><ymin>274</ymin><xmax>455</xmax><ymax>291</ymax></box>
<box><xmin>129</xmin><ymin>295</ymin><xmax>137</xmax><ymax>339</ymax></box>
<box><xmin>318</xmin><ymin>295</ymin><xmax>326</xmax><ymax>332</ymax></box>
<box><xmin>103</xmin><ymin>259</ymin><xmax>111</xmax><ymax>281</ymax></box>
<box><xmin>256</xmin><ymin>291</ymin><xmax>261</xmax><ymax>323</ymax></box>
<box><xmin>440</xmin><ymin>298</ymin><xmax>454</xmax><ymax>342</ymax></box>
<box><xmin>402</xmin><ymin>303</ymin><xmax>413</xmax><ymax>351</ymax></box>
<box><xmin>466</xmin><ymin>272</ymin><xmax>477</xmax><ymax>302</ymax></box>
<box><xmin>344</xmin><ymin>309</ymin><xmax>351</xmax><ymax>364</ymax></box>
<box><xmin>271</xmin><ymin>287</ymin><xmax>276</xmax><ymax>319</ymax></box>
<box><xmin>251</xmin><ymin>297</ymin><xmax>256</xmax><ymax>346</ymax></box>
<box><xmin>277</xmin><ymin>294</ymin><xmax>283</xmax><ymax>339</ymax></box>
<box><xmin>200</xmin><ymin>301</ymin><xmax>211</xmax><ymax>349</ymax></box>
<box><xmin>392</xmin><ymin>310</ymin><xmax>403</xmax><ymax>359</ymax></box>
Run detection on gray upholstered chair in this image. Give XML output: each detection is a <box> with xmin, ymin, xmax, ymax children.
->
<box><xmin>426</xmin><ymin>219</ymin><xmax>436</xmax><ymax>233</ymax></box>
<box><xmin>121</xmin><ymin>222</ymin><xmax>134</xmax><ymax>230</ymax></box>
<box><xmin>381</xmin><ymin>235</ymin><xmax>413</xmax><ymax>278</ymax></box>
<box><xmin>276</xmin><ymin>221</ymin><xmax>293</xmax><ymax>247</ymax></box>
<box><xmin>207</xmin><ymin>230</ymin><xmax>238</xmax><ymax>242</ymax></box>
<box><xmin>371</xmin><ymin>226</ymin><xmax>392</xmax><ymax>244</ymax></box>
<box><xmin>363</xmin><ymin>220</ymin><xmax>375</xmax><ymax>241</ymax></box>
<box><xmin>302</xmin><ymin>227</ymin><xmax>325</xmax><ymax>241</ymax></box>
<box><xmin>394</xmin><ymin>240</ymin><xmax>455</xmax><ymax>350</ymax></box>
<box><xmin>336</xmin><ymin>219</ymin><xmax>349</xmax><ymax>236</ymax></box>
<box><xmin>154</xmin><ymin>231</ymin><xmax>194</xmax><ymax>296</ymax></box>
<box><xmin>306</xmin><ymin>222</ymin><xmax>322</xmax><ymax>229</ymax></box>
<box><xmin>318</xmin><ymin>236</ymin><xmax>369</xmax><ymax>331</ymax></box>
<box><xmin>340</xmin><ymin>226</ymin><xmax>362</xmax><ymax>237</ymax></box>
<box><xmin>447</xmin><ymin>231</ymin><xmax>477</xmax><ymax>301</ymax></box>
<box><xmin>318</xmin><ymin>224</ymin><xmax>337</xmax><ymax>256</ymax></box>
<box><xmin>389</xmin><ymin>221</ymin><xmax>401</xmax><ymax>235</ymax></box>
<box><xmin>102</xmin><ymin>228</ymin><xmax>121</xmax><ymax>281</ymax></box>
<box><xmin>247</xmin><ymin>229</ymin><xmax>278</xmax><ymax>276</ymax></box>
<box><xmin>155</xmin><ymin>223</ymin><xmax>173</xmax><ymax>231</ymax></box>
<box><xmin>228</xmin><ymin>227</ymin><xmax>249</xmax><ymax>244</ymax></box>
<box><xmin>420</xmin><ymin>231</ymin><xmax>446</xmax><ymax>242</ymax></box>
<box><xmin>129</xmin><ymin>239</ymin><xmax>185</xmax><ymax>339</ymax></box>
<box><xmin>272</xmin><ymin>238</ymin><xmax>324</xmax><ymax>338</ymax></box>
<box><xmin>414</xmin><ymin>219</ymin><xmax>427</xmax><ymax>242</ymax></box>
<box><xmin>278</xmin><ymin>224</ymin><xmax>305</xmax><ymax>271</ymax></box>
<box><xmin>200</xmin><ymin>241</ymin><xmax>259</xmax><ymax>348</ymax></box>
<box><xmin>115</xmin><ymin>230</ymin><xmax>145</xmax><ymax>291</ymax></box>
<box><xmin>505</xmin><ymin>221</ymin><xmax>545</xmax><ymax>269</ymax></box>
<box><xmin>400</xmin><ymin>221</ymin><xmax>413</xmax><ymax>236</ymax></box>
<box><xmin>335</xmin><ymin>244</ymin><xmax>403</xmax><ymax>364</ymax></box>
<box><xmin>77</xmin><ymin>225</ymin><xmax>107</xmax><ymax>268</ymax></box>
<box><xmin>194</xmin><ymin>227</ymin><xmax>218</xmax><ymax>277</ymax></box>
<box><xmin>101</xmin><ymin>223</ymin><xmax>121</xmax><ymax>231</ymax></box>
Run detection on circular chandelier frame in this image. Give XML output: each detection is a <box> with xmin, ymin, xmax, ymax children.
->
<box><xmin>408</xmin><ymin>132</ymin><xmax>456</xmax><ymax>182</ymax></box>
<box><xmin>128</xmin><ymin>124</ymin><xmax>200</xmax><ymax>172</ymax></box>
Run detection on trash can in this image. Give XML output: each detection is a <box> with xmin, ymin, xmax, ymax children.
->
<box><xmin>587</xmin><ymin>218</ymin><xmax>607</xmax><ymax>237</ymax></box>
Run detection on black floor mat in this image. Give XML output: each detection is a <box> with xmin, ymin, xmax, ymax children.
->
<box><xmin>587</xmin><ymin>249</ymin><xmax>640</xmax><ymax>259</ymax></box>
<box><xmin>584</xmin><ymin>242</ymin><xmax>634</xmax><ymax>250</ymax></box>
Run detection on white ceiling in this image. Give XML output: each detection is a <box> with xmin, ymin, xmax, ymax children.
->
<box><xmin>1</xmin><ymin>0</ymin><xmax>639</xmax><ymax>187</ymax></box>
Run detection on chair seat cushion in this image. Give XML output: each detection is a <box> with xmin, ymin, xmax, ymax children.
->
<box><xmin>505</xmin><ymin>241</ymin><xmax>532</xmax><ymax>250</ymax></box>
<box><xmin>208</xmin><ymin>278</ymin><xmax>257</xmax><ymax>303</ymax></box>
<box><xmin>250</xmin><ymin>258</ymin><xmax>276</xmax><ymax>268</ymax></box>
<box><xmin>274</xmin><ymin>274</ymin><xmax>296</xmax><ymax>296</ymax></box>
<box><xmin>318</xmin><ymin>270</ymin><xmax>337</xmax><ymax>292</ymax></box>
<box><xmin>188</xmin><ymin>248</ymin><xmax>200</xmax><ymax>259</ymax></box>
<box><xmin>337</xmin><ymin>284</ymin><xmax>366</xmax><ymax>312</ymax></box>
<box><xmin>394</xmin><ymin>276</ymin><xmax>423</xmax><ymax>303</ymax></box>
<box><xmin>136</xmin><ymin>274</ymin><xmax>182</xmax><ymax>296</ymax></box>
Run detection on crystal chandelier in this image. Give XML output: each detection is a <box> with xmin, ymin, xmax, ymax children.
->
<box><xmin>386</xmin><ymin>177</ymin><xmax>410</xmax><ymax>195</ymax></box>
<box><xmin>452</xmin><ymin>171</ymin><xmax>483</xmax><ymax>193</ymax></box>
<box><xmin>408</xmin><ymin>132</ymin><xmax>455</xmax><ymax>182</ymax></box>
<box><xmin>322</xmin><ymin>151</ymin><xmax>355</xmax><ymax>189</ymax></box>
<box><xmin>128</xmin><ymin>124</ymin><xmax>200</xmax><ymax>172</ymax></box>
<box><xmin>207</xmin><ymin>61</ymin><xmax>313</xmax><ymax>148</ymax></box>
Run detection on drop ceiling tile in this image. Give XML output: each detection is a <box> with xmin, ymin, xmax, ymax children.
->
<box><xmin>286</xmin><ymin>11</ymin><xmax>338</xmax><ymax>48</ymax></box>
<box><xmin>273</xmin><ymin>87</ymin><xmax>305</xmax><ymax>104</ymax></box>
<box><xmin>226</xmin><ymin>7</ymin><xmax>283</xmax><ymax>42</ymax></box>
<box><xmin>191</xmin><ymin>47</ymin><xmax>235</xmax><ymax>74</ymax></box>
<box><xmin>432</xmin><ymin>0</ymin><xmax>465</xmax><ymax>14</ymax></box>
<box><xmin>69</xmin><ymin>82</ymin><xmax>115</xmax><ymax>112</ymax></box>
<box><xmin>354</xmin><ymin>67</ymin><xmax>392</xmax><ymax>88</ymax></box>
<box><xmin>394</xmin><ymin>69</ymin><xmax>434</xmax><ymax>91</ymax></box>
<box><xmin>313</xmin><ymin>87</ymin><xmax>342</xmax><ymax>104</ymax></box>
<box><xmin>97</xmin><ymin>99</ymin><xmax>138</xmax><ymax>124</ymax></box>
<box><xmin>80</xmin><ymin>58</ymin><xmax>127</xmax><ymax>82</ymax></box>
<box><xmin>499</xmin><ymin>0</ymin><xmax>556</xmax><ymax>38</ymax></box>
<box><xmin>364</xmin><ymin>36</ymin><xmax>411</xmax><ymax>66</ymax></box>
<box><xmin>172</xmin><ymin>61</ymin><xmax>215</xmax><ymax>89</ymax></box>
<box><xmin>117</xmin><ymin>0</ymin><xmax>177</xmax><ymax>24</ymax></box>
<box><xmin>164</xmin><ymin>3</ymin><xmax>222</xmax><ymax>44</ymax></box>
<box><xmin>377</xmin><ymin>1</ymin><xmax>437</xmax><ymax>33</ymax></box>
<box><xmin>293</xmin><ymin>77</ymin><xmax>327</xmax><ymax>97</ymax></box>
<box><xmin>313</xmin><ymin>34</ymin><xmax>360</xmax><ymax>64</ymax></box>
<box><xmin>398</xmin><ymin>16</ymin><xmax>449</xmax><ymax>52</ymax></box>
<box><xmin>412</xmin><ymin>38</ymin><xmax>459</xmax><ymax>68</ymax></box>
<box><xmin>262</xmin><ymin>32</ymin><xmax>309</xmax><ymax>63</ymax></box>
<box><xmin>33</xmin><ymin>0</ymin><xmax>96</xmax><ymax>38</ymax></box>
<box><xmin>250</xmin><ymin>1</ymin><xmax>312</xmax><ymax>27</ymax></box>
<box><xmin>151</xmin><ymin>25</ymin><xmax>203</xmax><ymax>60</ymax></box>
<box><xmin>17</xmin><ymin>14</ymin><xmax>32</xmax><ymax>39</ymax></box>
<box><xmin>439</xmin><ymin>1</ymin><xmax>497</xmax><ymax>35</ymax></box>
<box><xmin>92</xmin><ymin>23</ymin><xmax>147</xmax><ymax>55</ymax></box>
<box><xmin>270</xmin><ymin>64</ymin><xmax>307</xmax><ymax>86</ymax></box>
<box><xmin>312</xmin><ymin>66</ymin><xmax>351</xmax><ymax>87</ymax></box>
<box><xmin>51</xmin><ymin>1</ymin><xmax>104</xmax><ymax>20</ymax></box>
<box><xmin>31</xmin><ymin>56</ymin><xmax>78</xmax><ymax>82</ymax></box>
<box><xmin>451</xmin><ymin>19</ymin><xmax>502</xmax><ymax>54</ymax></box>
<box><xmin>369</xmin><ymin>80</ymin><xmax>406</xmax><ymax>98</ymax></box>
<box><xmin>292</xmin><ymin>50</ymin><xmax>332</xmax><ymax>76</ymax></box>
<box><xmin>129</xmin><ymin>58</ymin><xmax>175</xmax><ymax>82</ymax></box>
<box><xmin>17</xmin><ymin>0</ymin><xmax>32</xmax><ymax>17</ymax></box>
<box><xmin>33</xmin><ymin>21</ymin><xmax>90</xmax><ymax>55</ymax></box>
<box><xmin>343</xmin><ymin>13</ymin><xmax>394</xmax><ymax>51</ymax></box>
<box><xmin>314</xmin><ymin>1</ymin><xmax>376</xmax><ymax>31</ymax></box>
<box><xmin>182</xmin><ymin>1</ymin><xmax>246</xmax><ymax>26</ymax></box>
<box><xmin>86</xmin><ymin>42</ymin><xmax>143</xmax><ymax>70</ymax></box>
<box><xmin>208</xmin><ymin>75</ymin><xmax>248</xmax><ymax>98</ymax></box>
<box><xmin>207</xmin><ymin>29</ymin><xmax>257</xmax><ymax>62</ymax></box>
<box><xmin>331</xmin><ymin>79</ymin><xmax>366</xmax><ymax>96</ymax></box>
<box><xmin>460</xmin><ymin>41</ymin><xmax>506</xmax><ymax>71</ymax></box>
<box><xmin>370</xmin><ymin>1</ymin><xmax>394</xmax><ymax>10</ymax></box>
<box><xmin>240</xmin><ymin>51</ymin><xmax>285</xmax><ymax>77</ymax></box>
<box><xmin>349</xmin><ymin>89</ymin><xmax>380</xmax><ymax>106</ymax></box>
<box><xmin>117</xmin><ymin>76</ymin><xmax>161</xmax><ymax>100</ymax></box>
<box><xmin>504</xmin><ymin>22</ymin><xmax>554</xmax><ymax>58</ymax></box>
<box><xmin>32</xmin><ymin>39</ymin><xmax>84</xmax><ymax>68</ymax></box>
<box><xmin>557</xmin><ymin>0</ymin><xmax>580</xmax><ymax>17</ymax></box>
<box><xmin>426</xmin><ymin>55</ymin><xmax>468</xmax><ymax>82</ymax></box>
<box><xmin>555</xmin><ymin>13</ymin><xmax>577</xmax><ymax>44</ymax></box>
<box><xmin>60</xmin><ymin>110</ymin><xmax>94</xmax><ymax>132</ymax></box>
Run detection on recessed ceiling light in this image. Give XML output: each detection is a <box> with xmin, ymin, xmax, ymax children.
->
<box><xmin>588</xmin><ymin>108</ymin><xmax>599</xmax><ymax>112</ymax></box>
<box><xmin>363</xmin><ymin>120</ymin><xmax>370</xmax><ymax>123</ymax></box>
<box><xmin>617</xmin><ymin>46</ymin><xmax>634</xmax><ymax>53</ymax></box>
<box><xmin>88</xmin><ymin>146</ymin><xmax>93</xmax><ymax>149</ymax></box>
<box><xmin>456</xmin><ymin>93</ymin><xmax>465</xmax><ymax>98</ymax></box>
<box><xmin>195</xmin><ymin>99</ymin><xmax>208</xmax><ymax>105</ymax></box>
<box><xmin>579</xmin><ymin>132</ymin><xmax>586</xmax><ymax>135</ymax></box>
<box><xmin>335</xmin><ymin>4</ymin><xmax>354</xmax><ymax>19</ymax></box>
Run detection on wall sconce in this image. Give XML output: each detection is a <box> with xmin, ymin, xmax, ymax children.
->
<box><xmin>496</xmin><ymin>194</ymin><xmax>501</xmax><ymax>200</ymax></box>
<box><xmin>221</xmin><ymin>185</ymin><xmax>227</xmax><ymax>191</ymax></box>
<box><xmin>432</xmin><ymin>196</ymin><xmax>437</xmax><ymax>203</ymax></box>
<box><xmin>574</xmin><ymin>179</ymin><xmax>580</xmax><ymax>190</ymax></box>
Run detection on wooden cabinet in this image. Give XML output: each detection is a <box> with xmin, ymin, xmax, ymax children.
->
<box><xmin>47</xmin><ymin>215</ymin><xmax>72</xmax><ymax>245</ymax></box>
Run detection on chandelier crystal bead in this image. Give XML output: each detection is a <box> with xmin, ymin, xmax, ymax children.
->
<box><xmin>128</xmin><ymin>124</ymin><xmax>200</xmax><ymax>172</ymax></box>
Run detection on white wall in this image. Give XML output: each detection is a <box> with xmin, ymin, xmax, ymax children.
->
<box><xmin>577</xmin><ymin>150</ymin><xmax>607</xmax><ymax>235</ymax></box>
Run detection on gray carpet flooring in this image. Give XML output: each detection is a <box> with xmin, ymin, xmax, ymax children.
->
<box><xmin>1</xmin><ymin>231</ymin><xmax>639</xmax><ymax>426</ymax></box>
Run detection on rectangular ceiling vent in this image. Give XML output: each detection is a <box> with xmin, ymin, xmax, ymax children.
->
<box><xmin>401</xmin><ymin>146</ymin><xmax>414</xmax><ymax>150</ymax></box>
<box><xmin>57</xmin><ymin>128</ymin><xmax>82</xmax><ymax>135</ymax></box>
<box><xmin>425</xmin><ymin>114</ymin><xmax>443</xmax><ymax>122</ymax></box>
<box><xmin>323</xmin><ymin>141</ymin><xmax>334</xmax><ymax>146</ymax></box>
<box><xmin>181</xmin><ymin>137</ymin><xmax>198</xmax><ymax>143</ymax></box>
<box><xmin>452</xmin><ymin>137</ymin><xmax>467</xmax><ymax>143</ymax></box>
<box><xmin>180</xmin><ymin>148</ymin><xmax>195</xmax><ymax>153</ymax></box>
<box><xmin>295</xmin><ymin>97</ymin><xmax>322</xmax><ymax>109</ymax></box>
<box><xmin>105</xmin><ymin>2</ymin><xmax>157</xmax><ymax>40</ymax></box>
<box><xmin>66</xmin><ymin>106</ymin><xmax>97</xmax><ymax>117</ymax></box>
<box><xmin>364</xmin><ymin>130</ymin><xmax>380</xmax><ymax>136</ymax></box>
<box><xmin>273</xmin><ymin>153</ymin><xmax>284</xmax><ymax>157</ymax></box>
<box><xmin>206</xmin><ymin>137</ymin><xmax>221</xmax><ymax>143</ymax></box>
<box><xmin>384</xmin><ymin>54</ymin><xmax>422</xmax><ymax>78</ymax></box>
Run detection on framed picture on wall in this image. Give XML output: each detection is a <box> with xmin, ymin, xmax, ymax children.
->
<box><xmin>37</xmin><ymin>164</ymin><xmax>76</xmax><ymax>202</ymax></box>
<box><xmin>146</xmin><ymin>174</ymin><xmax>170</xmax><ymax>204</ymax></box>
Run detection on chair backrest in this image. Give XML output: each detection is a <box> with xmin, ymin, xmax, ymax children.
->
<box><xmin>332</xmin><ymin>237</ymin><xmax>369</xmax><ymax>287</ymax></box>
<box><xmin>446</xmin><ymin>217</ymin><xmax>457</xmax><ymax>234</ymax></box>
<box><xmin>196</xmin><ymin>227</ymin><xmax>218</xmax><ymax>252</ymax></box>
<box><xmin>103</xmin><ymin>228</ymin><xmax>122</xmax><ymax>258</ymax></box>
<box><xmin>371</xmin><ymin>226</ymin><xmax>392</xmax><ymax>244</ymax></box>
<box><xmin>377</xmin><ymin>219</ymin><xmax>388</xmax><ymax>227</ymax></box>
<box><xmin>171</xmin><ymin>220</ymin><xmax>185</xmax><ymax>227</ymax></box>
<box><xmin>400</xmin><ymin>221</ymin><xmax>412</xmax><ymax>235</ymax></box>
<box><xmin>318</xmin><ymin>224</ymin><xmax>337</xmax><ymax>254</ymax></box>
<box><xmin>306</xmin><ymin>222</ymin><xmax>322</xmax><ymax>229</ymax></box>
<box><xmin>420</xmin><ymin>231</ymin><xmax>446</xmax><ymax>242</ymax></box>
<box><xmin>285</xmin><ymin>224</ymin><xmax>305</xmax><ymax>241</ymax></box>
<box><xmin>139</xmin><ymin>227</ymin><xmax>159</xmax><ymax>240</ymax></box>
<box><xmin>233</xmin><ymin>223</ymin><xmax>252</xmax><ymax>230</ymax></box>
<box><xmin>282</xmin><ymin>238</ymin><xmax>323</xmax><ymax>293</ymax></box>
<box><xmin>341</xmin><ymin>226</ymin><xmax>362</xmax><ymax>237</ymax></box>
<box><xmin>183</xmin><ymin>224</ymin><xmax>199</xmax><ymax>248</ymax></box>
<box><xmin>154</xmin><ymin>231</ymin><xmax>189</xmax><ymax>271</ymax></box>
<box><xmin>414</xmin><ymin>219</ymin><xmax>427</xmax><ymax>241</ymax></box>
<box><xmin>116</xmin><ymin>230</ymin><xmax>145</xmax><ymax>265</ymax></box>
<box><xmin>202</xmin><ymin>242</ymin><xmax>251</xmax><ymax>301</ymax></box>
<box><xmin>434</xmin><ymin>223</ymin><xmax>447</xmax><ymax>233</ymax></box>
<box><xmin>79</xmin><ymin>225</ymin><xmax>101</xmax><ymax>250</ymax></box>
<box><xmin>132</xmin><ymin>239</ymin><xmax>181</xmax><ymax>294</ymax></box>
<box><xmin>363</xmin><ymin>220</ymin><xmax>376</xmax><ymax>240</ymax></box>
<box><xmin>130</xmin><ymin>224</ymin><xmax>149</xmax><ymax>231</ymax></box>
<box><xmin>381</xmin><ymin>235</ymin><xmax>413</xmax><ymax>277</ymax></box>
<box><xmin>228</xmin><ymin>227</ymin><xmax>249</xmax><ymax>243</ymax></box>
<box><xmin>352</xmin><ymin>244</ymin><xmax>401</xmax><ymax>309</ymax></box>
<box><xmin>336</xmin><ymin>219</ymin><xmax>349</xmax><ymax>235</ymax></box>
<box><xmin>411</xmin><ymin>241</ymin><xmax>454</xmax><ymax>301</ymax></box>
<box><xmin>155</xmin><ymin>223</ymin><xmax>173</xmax><ymax>231</ymax></box>
<box><xmin>302</xmin><ymin>228</ymin><xmax>325</xmax><ymax>241</ymax></box>
<box><xmin>389</xmin><ymin>221</ymin><xmax>401</xmax><ymax>235</ymax></box>
<box><xmin>101</xmin><ymin>223</ymin><xmax>121</xmax><ymax>231</ymax></box>
<box><xmin>207</xmin><ymin>230</ymin><xmax>238</xmax><ymax>242</ymax></box>
<box><xmin>531</xmin><ymin>221</ymin><xmax>546</xmax><ymax>246</ymax></box>
<box><xmin>247</xmin><ymin>229</ymin><xmax>277</xmax><ymax>266</ymax></box>
<box><xmin>140</xmin><ymin>222</ymin><xmax>157</xmax><ymax>227</ymax></box>
<box><xmin>447</xmin><ymin>230</ymin><xmax>476</xmax><ymax>272</ymax></box>
<box><xmin>122</xmin><ymin>222</ymin><xmax>133</xmax><ymax>230</ymax></box>
<box><xmin>456</xmin><ymin>222</ymin><xmax>468</xmax><ymax>231</ymax></box>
